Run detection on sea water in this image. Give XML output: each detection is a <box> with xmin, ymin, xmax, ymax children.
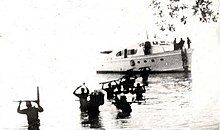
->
<box><xmin>0</xmin><ymin>73</ymin><xmax>219</xmax><ymax>130</ymax></box>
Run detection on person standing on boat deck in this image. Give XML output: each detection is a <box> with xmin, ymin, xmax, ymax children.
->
<box><xmin>17</xmin><ymin>101</ymin><xmax>43</xmax><ymax>130</ymax></box>
<box><xmin>179</xmin><ymin>38</ymin><xmax>185</xmax><ymax>50</ymax></box>
<box><xmin>144</xmin><ymin>41</ymin><xmax>151</xmax><ymax>55</ymax></box>
<box><xmin>173</xmin><ymin>38</ymin><xmax>177</xmax><ymax>50</ymax></box>
<box><xmin>73</xmin><ymin>83</ymin><xmax>90</xmax><ymax>111</ymax></box>
<box><xmin>187</xmin><ymin>37</ymin><xmax>191</xmax><ymax>49</ymax></box>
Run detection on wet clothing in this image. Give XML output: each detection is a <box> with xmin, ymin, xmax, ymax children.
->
<box><xmin>122</xmin><ymin>77</ymin><xmax>135</xmax><ymax>93</ymax></box>
<box><xmin>133</xmin><ymin>86</ymin><xmax>145</xmax><ymax>101</ymax></box>
<box><xmin>74</xmin><ymin>93</ymin><xmax>89</xmax><ymax>111</ymax></box>
<box><xmin>17</xmin><ymin>104</ymin><xmax>43</xmax><ymax>130</ymax></box>
<box><xmin>87</xmin><ymin>103</ymin><xmax>100</xmax><ymax>119</ymax></box>
<box><xmin>114</xmin><ymin>96</ymin><xmax>132</xmax><ymax>113</ymax></box>
<box><xmin>117</xmin><ymin>111</ymin><xmax>130</xmax><ymax>119</ymax></box>
<box><xmin>140</xmin><ymin>68</ymin><xmax>150</xmax><ymax>86</ymax></box>
<box><xmin>103</xmin><ymin>87</ymin><xmax>114</xmax><ymax>100</ymax></box>
<box><xmin>81</xmin><ymin>91</ymin><xmax>104</xmax><ymax>128</ymax></box>
<box><xmin>116</xmin><ymin>101</ymin><xmax>132</xmax><ymax>113</ymax></box>
<box><xmin>73</xmin><ymin>85</ymin><xmax>90</xmax><ymax>111</ymax></box>
<box><xmin>28</xmin><ymin>122</ymin><xmax>40</xmax><ymax>130</ymax></box>
<box><xmin>18</xmin><ymin>107</ymin><xmax>42</xmax><ymax>125</ymax></box>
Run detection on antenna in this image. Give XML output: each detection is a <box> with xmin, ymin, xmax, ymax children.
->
<box><xmin>146</xmin><ymin>30</ymin><xmax>149</xmax><ymax>40</ymax></box>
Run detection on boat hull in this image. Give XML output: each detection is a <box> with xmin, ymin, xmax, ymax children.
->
<box><xmin>96</xmin><ymin>49</ymin><xmax>192</xmax><ymax>73</ymax></box>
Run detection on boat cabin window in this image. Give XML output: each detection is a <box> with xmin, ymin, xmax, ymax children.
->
<box><xmin>127</xmin><ymin>49</ymin><xmax>137</xmax><ymax>55</ymax></box>
<box><xmin>100</xmin><ymin>50</ymin><xmax>112</xmax><ymax>54</ymax></box>
<box><xmin>116</xmin><ymin>51</ymin><xmax>123</xmax><ymax>57</ymax></box>
<box><xmin>152</xmin><ymin>41</ymin><xmax>159</xmax><ymax>45</ymax></box>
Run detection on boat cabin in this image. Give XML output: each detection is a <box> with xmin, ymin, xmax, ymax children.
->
<box><xmin>100</xmin><ymin>40</ymin><xmax>173</xmax><ymax>60</ymax></box>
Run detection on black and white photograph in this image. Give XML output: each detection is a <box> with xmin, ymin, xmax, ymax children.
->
<box><xmin>0</xmin><ymin>0</ymin><xmax>220</xmax><ymax>129</ymax></box>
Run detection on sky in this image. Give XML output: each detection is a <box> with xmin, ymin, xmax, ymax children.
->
<box><xmin>0</xmin><ymin>0</ymin><xmax>220</xmax><ymax>128</ymax></box>
<box><xmin>0</xmin><ymin>0</ymin><xmax>152</xmax><ymax>95</ymax></box>
<box><xmin>0</xmin><ymin>0</ymin><xmax>152</xmax><ymax>127</ymax></box>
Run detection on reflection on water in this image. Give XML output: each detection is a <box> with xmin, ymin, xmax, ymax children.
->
<box><xmin>5</xmin><ymin>73</ymin><xmax>219</xmax><ymax>129</ymax></box>
<box><xmin>78</xmin><ymin>73</ymin><xmax>193</xmax><ymax>129</ymax></box>
<box><xmin>80</xmin><ymin>111</ymin><xmax>102</xmax><ymax>128</ymax></box>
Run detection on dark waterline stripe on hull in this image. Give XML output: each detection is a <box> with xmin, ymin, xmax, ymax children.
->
<box><xmin>96</xmin><ymin>70</ymin><xmax>191</xmax><ymax>74</ymax></box>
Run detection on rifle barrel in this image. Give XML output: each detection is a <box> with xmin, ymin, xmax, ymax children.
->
<box><xmin>13</xmin><ymin>100</ymin><xmax>37</xmax><ymax>102</ymax></box>
<box><xmin>99</xmin><ymin>77</ymin><xmax>123</xmax><ymax>84</ymax></box>
<box><xmin>37</xmin><ymin>86</ymin><xmax>40</xmax><ymax>104</ymax></box>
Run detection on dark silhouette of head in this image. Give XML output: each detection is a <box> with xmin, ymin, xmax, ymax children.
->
<box><xmin>81</xmin><ymin>88</ymin><xmax>85</xmax><ymax>94</ymax></box>
<box><xmin>120</xmin><ymin>96</ymin><xmax>127</xmax><ymax>102</ymax></box>
<box><xmin>137</xmin><ymin>83</ymin><xmax>140</xmax><ymax>87</ymax></box>
<box><xmin>181</xmin><ymin>38</ymin><xmax>183</xmax><ymax>40</ymax></box>
<box><xmin>26</xmin><ymin>101</ymin><xmax>32</xmax><ymax>108</ymax></box>
<box><xmin>108</xmin><ymin>83</ymin><xmax>111</xmax><ymax>88</ymax></box>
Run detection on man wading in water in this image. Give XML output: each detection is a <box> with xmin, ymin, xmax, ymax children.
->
<box><xmin>73</xmin><ymin>83</ymin><xmax>90</xmax><ymax>112</ymax></box>
<box><xmin>17</xmin><ymin>101</ymin><xmax>44</xmax><ymax>130</ymax></box>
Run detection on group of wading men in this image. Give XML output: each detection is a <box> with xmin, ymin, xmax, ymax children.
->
<box><xmin>16</xmin><ymin>68</ymin><xmax>150</xmax><ymax>129</ymax></box>
<box><xmin>73</xmin><ymin>67</ymin><xmax>151</xmax><ymax>120</ymax></box>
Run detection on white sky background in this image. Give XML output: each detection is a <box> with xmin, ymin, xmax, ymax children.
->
<box><xmin>0</xmin><ymin>0</ymin><xmax>220</xmax><ymax>128</ymax></box>
<box><xmin>0</xmin><ymin>0</ymin><xmax>150</xmax><ymax>99</ymax></box>
<box><xmin>0</xmin><ymin>0</ymin><xmax>151</xmax><ymax>127</ymax></box>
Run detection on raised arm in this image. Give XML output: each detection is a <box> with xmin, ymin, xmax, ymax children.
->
<box><xmin>143</xmin><ymin>85</ymin><xmax>146</xmax><ymax>92</ymax></box>
<box><xmin>114</xmin><ymin>94</ymin><xmax>120</xmax><ymax>102</ymax></box>
<box><xmin>85</xmin><ymin>87</ymin><xmax>89</xmax><ymax>94</ymax></box>
<box><xmin>101</xmin><ymin>83</ymin><xmax>105</xmax><ymax>89</ymax></box>
<box><xmin>17</xmin><ymin>101</ymin><xmax>26</xmax><ymax>114</ymax></box>
<box><xmin>73</xmin><ymin>86</ymin><xmax>81</xmax><ymax>95</ymax></box>
<box><xmin>114</xmin><ymin>80</ymin><xmax>118</xmax><ymax>85</ymax></box>
<box><xmin>37</xmin><ymin>103</ymin><xmax>44</xmax><ymax>112</ymax></box>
